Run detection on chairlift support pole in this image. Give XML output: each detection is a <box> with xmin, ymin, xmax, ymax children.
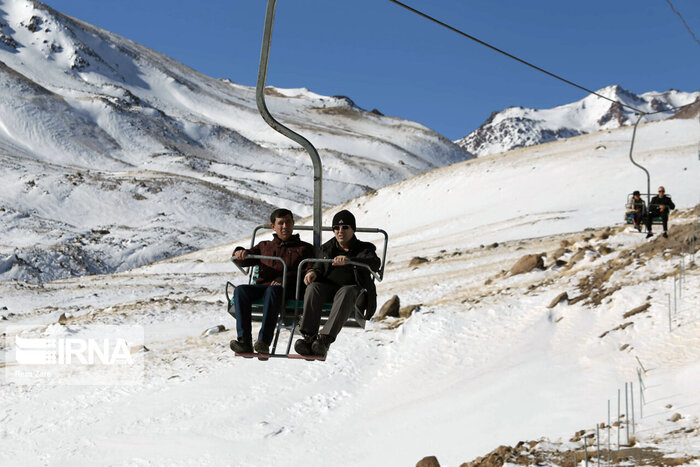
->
<box><xmin>256</xmin><ymin>0</ymin><xmax>323</xmax><ymax>255</ymax></box>
<box><xmin>628</xmin><ymin>113</ymin><xmax>651</xmax><ymax>207</ymax></box>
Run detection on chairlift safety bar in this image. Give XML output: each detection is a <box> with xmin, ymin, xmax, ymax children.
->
<box><xmin>249</xmin><ymin>224</ymin><xmax>389</xmax><ymax>281</ymax></box>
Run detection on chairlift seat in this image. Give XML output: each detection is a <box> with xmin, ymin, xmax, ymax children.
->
<box><xmin>224</xmin><ymin>224</ymin><xmax>388</xmax><ymax>359</ymax></box>
<box><xmin>225</xmin><ymin>283</ymin><xmax>346</xmax><ymax>327</ymax></box>
<box><xmin>624</xmin><ymin>193</ymin><xmax>671</xmax><ymax>226</ymax></box>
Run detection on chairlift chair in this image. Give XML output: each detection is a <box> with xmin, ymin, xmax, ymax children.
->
<box><xmin>225</xmin><ymin>225</ymin><xmax>388</xmax><ymax>359</ymax></box>
<box><xmin>624</xmin><ymin>192</ymin><xmax>671</xmax><ymax>226</ymax></box>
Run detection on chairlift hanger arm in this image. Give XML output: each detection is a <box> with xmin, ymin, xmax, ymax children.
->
<box><xmin>257</xmin><ymin>0</ymin><xmax>322</xmax><ymax>255</ymax></box>
<box><xmin>627</xmin><ymin>114</ymin><xmax>651</xmax><ymax>207</ymax></box>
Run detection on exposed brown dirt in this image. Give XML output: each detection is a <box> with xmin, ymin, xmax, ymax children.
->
<box><xmin>459</xmin><ymin>440</ymin><xmax>700</xmax><ymax>466</ymax></box>
<box><xmin>576</xmin><ymin>211</ymin><xmax>698</xmax><ymax>306</ymax></box>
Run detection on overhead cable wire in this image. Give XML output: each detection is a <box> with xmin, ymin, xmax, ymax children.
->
<box><xmin>387</xmin><ymin>0</ymin><xmax>697</xmax><ymax>117</ymax></box>
<box><xmin>665</xmin><ymin>0</ymin><xmax>700</xmax><ymax>48</ymax></box>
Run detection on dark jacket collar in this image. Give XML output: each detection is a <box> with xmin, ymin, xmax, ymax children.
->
<box><xmin>272</xmin><ymin>233</ymin><xmax>301</xmax><ymax>245</ymax></box>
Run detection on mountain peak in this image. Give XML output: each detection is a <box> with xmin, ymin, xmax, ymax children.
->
<box><xmin>456</xmin><ymin>86</ymin><xmax>700</xmax><ymax>157</ymax></box>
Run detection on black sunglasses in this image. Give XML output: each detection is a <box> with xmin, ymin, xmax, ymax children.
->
<box><xmin>332</xmin><ymin>225</ymin><xmax>350</xmax><ymax>231</ymax></box>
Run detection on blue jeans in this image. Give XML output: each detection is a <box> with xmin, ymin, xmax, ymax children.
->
<box><xmin>231</xmin><ymin>284</ymin><xmax>283</xmax><ymax>344</ymax></box>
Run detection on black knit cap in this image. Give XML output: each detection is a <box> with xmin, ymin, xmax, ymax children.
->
<box><xmin>332</xmin><ymin>209</ymin><xmax>356</xmax><ymax>230</ymax></box>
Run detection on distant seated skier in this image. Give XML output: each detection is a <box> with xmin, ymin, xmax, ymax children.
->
<box><xmin>295</xmin><ymin>210</ymin><xmax>381</xmax><ymax>358</ymax></box>
<box><xmin>229</xmin><ymin>208</ymin><xmax>314</xmax><ymax>355</ymax></box>
<box><xmin>646</xmin><ymin>186</ymin><xmax>675</xmax><ymax>239</ymax></box>
<box><xmin>626</xmin><ymin>190</ymin><xmax>646</xmax><ymax>231</ymax></box>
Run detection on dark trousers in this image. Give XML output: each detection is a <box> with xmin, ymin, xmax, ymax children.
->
<box><xmin>632</xmin><ymin>212</ymin><xmax>643</xmax><ymax>227</ymax></box>
<box><xmin>230</xmin><ymin>284</ymin><xmax>283</xmax><ymax>344</ymax></box>
<box><xmin>300</xmin><ymin>282</ymin><xmax>360</xmax><ymax>341</ymax></box>
<box><xmin>646</xmin><ymin>210</ymin><xmax>669</xmax><ymax>233</ymax></box>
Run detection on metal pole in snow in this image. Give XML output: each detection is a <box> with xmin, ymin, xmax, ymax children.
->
<box><xmin>584</xmin><ymin>436</ymin><xmax>589</xmax><ymax>467</ymax></box>
<box><xmin>640</xmin><ymin>382</ymin><xmax>644</xmax><ymax>419</ymax></box>
<box><xmin>667</xmin><ymin>293</ymin><xmax>672</xmax><ymax>332</ymax></box>
<box><xmin>635</xmin><ymin>355</ymin><xmax>647</xmax><ymax>373</ymax></box>
<box><xmin>617</xmin><ymin>389</ymin><xmax>621</xmax><ymax>451</ymax></box>
<box><xmin>673</xmin><ymin>277</ymin><xmax>677</xmax><ymax>315</ymax></box>
<box><xmin>630</xmin><ymin>381</ymin><xmax>635</xmax><ymax>435</ymax></box>
<box><xmin>608</xmin><ymin>399</ymin><xmax>610</xmax><ymax>465</ymax></box>
<box><xmin>625</xmin><ymin>382</ymin><xmax>630</xmax><ymax>445</ymax></box>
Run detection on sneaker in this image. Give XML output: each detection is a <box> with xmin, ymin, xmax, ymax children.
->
<box><xmin>230</xmin><ymin>338</ymin><xmax>253</xmax><ymax>353</ymax></box>
<box><xmin>663</xmin><ymin>232</ymin><xmax>668</xmax><ymax>238</ymax></box>
<box><xmin>646</xmin><ymin>232</ymin><xmax>653</xmax><ymax>239</ymax></box>
<box><xmin>634</xmin><ymin>224</ymin><xmax>642</xmax><ymax>232</ymax></box>
<box><xmin>294</xmin><ymin>336</ymin><xmax>315</xmax><ymax>356</ymax></box>
<box><xmin>253</xmin><ymin>339</ymin><xmax>270</xmax><ymax>355</ymax></box>
<box><xmin>311</xmin><ymin>335</ymin><xmax>332</xmax><ymax>357</ymax></box>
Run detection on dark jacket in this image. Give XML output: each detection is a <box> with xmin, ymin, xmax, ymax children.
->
<box><xmin>234</xmin><ymin>234</ymin><xmax>314</xmax><ymax>287</ymax></box>
<box><xmin>649</xmin><ymin>195</ymin><xmax>675</xmax><ymax>215</ymax></box>
<box><xmin>313</xmin><ymin>236</ymin><xmax>381</xmax><ymax>320</ymax></box>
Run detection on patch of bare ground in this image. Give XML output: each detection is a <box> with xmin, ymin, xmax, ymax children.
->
<box><xmin>458</xmin><ymin>440</ymin><xmax>700</xmax><ymax>466</ymax></box>
<box><xmin>576</xmin><ymin>210</ymin><xmax>698</xmax><ymax>306</ymax></box>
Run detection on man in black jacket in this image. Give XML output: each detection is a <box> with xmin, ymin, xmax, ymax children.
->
<box><xmin>295</xmin><ymin>210</ymin><xmax>380</xmax><ymax>358</ymax></box>
<box><xmin>229</xmin><ymin>208</ymin><xmax>314</xmax><ymax>355</ymax></box>
<box><xmin>646</xmin><ymin>186</ymin><xmax>675</xmax><ymax>238</ymax></box>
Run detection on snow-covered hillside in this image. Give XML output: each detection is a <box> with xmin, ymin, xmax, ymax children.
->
<box><xmin>0</xmin><ymin>117</ymin><xmax>698</xmax><ymax>466</ymax></box>
<box><xmin>456</xmin><ymin>85</ymin><xmax>699</xmax><ymax>157</ymax></box>
<box><xmin>0</xmin><ymin>0</ymin><xmax>469</xmax><ymax>282</ymax></box>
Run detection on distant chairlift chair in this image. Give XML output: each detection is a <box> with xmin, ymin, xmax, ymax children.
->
<box><xmin>624</xmin><ymin>192</ymin><xmax>671</xmax><ymax>226</ymax></box>
<box><xmin>225</xmin><ymin>224</ymin><xmax>388</xmax><ymax>359</ymax></box>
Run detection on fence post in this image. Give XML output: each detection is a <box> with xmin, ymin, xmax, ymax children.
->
<box><xmin>630</xmin><ymin>381</ymin><xmax>635</xmax><ymax>435</ymax></box>
<box><xmin>625</xmin><ymin>382</ymin><xmax>630</xmax><ymax>445</ymax></box>
<box><xmin>635</xmin><ymin>356</ymin><xmax>647</xmax><ymax>373</ymax></box>
<box><xmin>667</xmin><ymin>293</ymin><xmax>672</xmax><ymax>332</ymax></box>
<box><xmin>608</xmin><ymin>399</ymin><xmax>610</xmax><ymax>465</ymax></box>
<box><xmin>617</xmin><ymin>389</ymin><xmax>621</xmax><ymax>451</ymax></box>
<box><xmin>637</xmin><ymin>370</ymin><xmax>644</xmax><ymax>418</ymax></box>
<box><xmin>584</xmin><ymin>436</ymin><xmax>589</xmax><ymax>467</ymax></box>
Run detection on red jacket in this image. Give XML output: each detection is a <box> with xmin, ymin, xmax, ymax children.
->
<box><xmin>234</xmin><ymin>234</ymin><xmax>314</xmax><ymax>287</ymax></box>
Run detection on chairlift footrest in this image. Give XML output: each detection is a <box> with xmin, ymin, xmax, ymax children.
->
<box><xmin>234</xmin><ymin>352</ymin><xmax>269</xmax><ymax>361</ymax></box>
<box><xmin>287</xmin><ymin>353</ymin><xmax>326</xmax><ymax>361</ymax></box>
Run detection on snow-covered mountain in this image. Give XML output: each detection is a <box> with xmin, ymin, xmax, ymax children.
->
<box><xmin>0</xmin><ymin>0</ymin><xmax>470</xmax><ymax>282</ymax></box>
<box><xmin>456</xmin><ymin>85</ymin><xmax>700</xmax><ymax>157</ymax></box>
<box><xmin>1</xmin><ymin>117</ymin><xmax>698</xmax><ymax>466</ymax></box>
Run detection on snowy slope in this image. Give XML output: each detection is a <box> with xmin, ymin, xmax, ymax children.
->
<box><xmin>0</xmin><ymin>0</ymin><xmax>469</xmax><ymax>282</ymax></box>
<box><xmin>456</xmin><ymin>85</ymin><xmax>700</xmax><ymax>157</ymax></box>
<box><xmin>0</xmin><ymin>117</ymin><xmax>698</xmax><ymax>466</ymax></box>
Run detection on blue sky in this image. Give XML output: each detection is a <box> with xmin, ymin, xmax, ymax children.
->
<box><xmin>45</xmin><ymin>0</ymin><xmax>700</xmax><ymax>140</ymax></box>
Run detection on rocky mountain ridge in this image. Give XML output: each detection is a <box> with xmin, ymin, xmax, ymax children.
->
<box><xmin>456</xmin><ymin>85</ymin><xmax>700</xmax><ymax>157</ymax></box>
<box><xmin>0</xmin><ymin>0</ymin><xmax>470</xmax><ymax>282</ymax></box>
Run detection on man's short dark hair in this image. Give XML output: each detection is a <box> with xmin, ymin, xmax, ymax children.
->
<box><xmin>270</xmin><ymin>208</ymin><xmax>294</xmax><ymax>224</ymax></box>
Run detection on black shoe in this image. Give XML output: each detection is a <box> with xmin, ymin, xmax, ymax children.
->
<box><xmin>253</xmin><ymin>339</ymin><xmax>270</xmax><ymax>355</ymax></box>
<box><xmin>634</xmin><ymin>224</ymin><xmax>641</xmax><ymax>232</ymax></box>
<box><xmin>646</xmin><ymin>232</ymin><xmax>653</xmax><ymax>239</ymax></box>
<box><xmin>294</xmin><ymin>336</ymin><xmax>315</xmax><ymax>356</ymax></box>
<box><xmin>663</xmin><ymin>232</ymin><xmax>668</xmax><ymax>238</ymax></box>
<box><xmin>230</xmin><ymin>338</ymin><xmax>253</xmax><ymax>353</ymax></box>
<box><xmin>311</xmin><ymin>335</ymin><xmax>332</xmax><ymax>357</ymax></box>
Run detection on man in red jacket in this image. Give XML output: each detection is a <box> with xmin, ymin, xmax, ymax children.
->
<box><xmin>229</xmin><ymin>208</ymin><xmax>314</xmax><ymax>355</ymax></box>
